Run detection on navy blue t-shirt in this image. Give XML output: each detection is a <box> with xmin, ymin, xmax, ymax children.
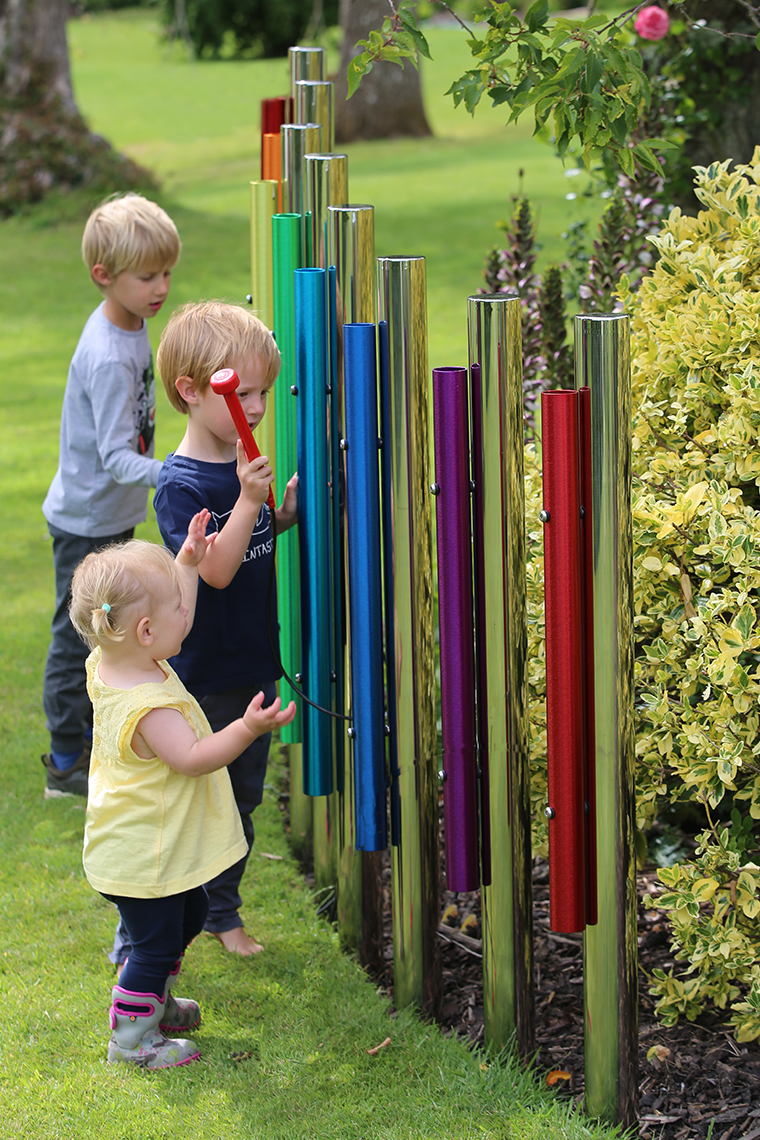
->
<box><xmin>154</xmin><ymin>452</ymin><xmax>281</xmax><ymax>697</ymax></box>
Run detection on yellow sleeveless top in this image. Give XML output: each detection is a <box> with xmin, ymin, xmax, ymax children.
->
<box><xmin>83</xmin><ymin>648</ymin><xmax>247</xmax><ymax>898</ymax></box>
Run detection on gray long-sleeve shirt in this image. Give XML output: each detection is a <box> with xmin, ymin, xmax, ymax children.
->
<box><xmin>43</xmin><ymin>303</ymin><xmax>163</xmax><ymax>537</ymax></box>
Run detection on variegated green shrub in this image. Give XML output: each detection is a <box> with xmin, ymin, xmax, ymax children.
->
<box><xmin>619</xmin><ymin>152</ymin><xmax>760</xmax><ymax>1040</ymax></box>
<box><xmin>525</xmin><ymin>152</ymin><xmax>760</xmax><ymax>1040</ymax></box>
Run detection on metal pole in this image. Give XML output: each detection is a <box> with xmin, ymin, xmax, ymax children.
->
<box><xmin>303</xmin><ymin>154</ymin><xmax>348</xmax><ymax>270</ymax></box>
<box><xmin>575</xmin><ymin>313</ymin><xmax>637</xmax><ymax>1129</ymax></box>
<box><xmin>378</xmin><ymin>256</ymin><xmax>439</xmax><ymax>1016</ymax></box>
<box><xmin>329</xmin><ymin>205</ymin><xmax>378</xmax><ymax>956</ymax></box>
<box><xmin>468</xmin><ymin>293</ymin><xmax>533</xmax><ymax>1058</ymax></box>
<box><xmin>289</xmin><ymin>45</ymin><xmax>325</xmax><ymax>98</ymax></box>
<box><xmin>281</xmin><ymin>124</ymin><xmax>322</xmax><ymax>217</ymax></box>
<box><xmin>295</xmin><ymin>80</ymin><xmax>334</xmax><ymax>152</ymax></box>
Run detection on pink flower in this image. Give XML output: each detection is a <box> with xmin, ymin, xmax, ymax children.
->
<box><xmin>634</xmin><ymin>6</ymin><xmax>670</xmax><ymax>41</ymax></box>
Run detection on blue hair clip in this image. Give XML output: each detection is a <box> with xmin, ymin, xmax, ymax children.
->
<box><xmin>101</xmin><ymin>603</ymin><xmax>111</xmax><ymax>614</ymax></box>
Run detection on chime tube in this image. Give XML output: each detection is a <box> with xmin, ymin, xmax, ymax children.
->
<box><xmin>432</xmin><ymin>366</ymin><xmax>479</xmax><ymax>894</ymax></box>
<box><xmin>328</xmin><ymin>206</ymin><xmax>376</xmax><ymax>326</ymax></box>
<box><xmin>344</xmin><ymin>323</ymin><xmax>386</xmax><ymax>852</ymax></box>
<box><xmin>303</xmin><ymin>154</ymin><xmax>348</xmax><ymax>270</ymax></box>
<box><xmin>250</xmin><ymin>180</ymin><xmax>278</xmax><ymax>469</ymax></box>
<box><xmin>378</xmin><ymin>256</ymin><xmax>439</xmax><ymax>1015</ymax></box>
<box><xmin>468</xmin><ymin>293</ymin><xmax>533</xmax><ymax>1058</ymax></box>
<box><xmin>541</xmin><ymin>390</ymin><xmax>587</xmax><ymax>934</ymax></box>
<box><xmin>575</xmin><ymin>314</ymin><xmax>637</xmax><ymax>1129</ymax></box>
<box><xmin>281</xmin><ymin>124</ymin><xmax>322</xmax><ymax>217</ymax></box>
<box><xmin>261</xmin><ymin>95</ymin><xmax>290</xmax><ymax>135</ymax></box>
<box><xmin>272</xmin><ymin>213</ymin><xmax>302</xmax><ymax>744</ymax></box>
<box><xmin>295</xmin><ymin>79</ymin><xmax>334</xmax><ymax>152</ymax></box>
<box><xmin>294</xmin><ymin>267</ymin><xmax>333</xmax><ymax>797</ymax></box>
<box><xmin>289</xmin><ymin>45</ymin><xmax>325</xmax><ymax>97</ymax></box>
<box><xmin>261</xmin><ymin>135</ymin><xmax>282</xmax><ymax>205</ymax></box>
<box><xmin>579</xmin><ymin>386</ymin><xmax>598</xmax><ymax>927</ymax></box>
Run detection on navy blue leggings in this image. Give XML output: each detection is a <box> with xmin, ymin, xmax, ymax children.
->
<box><xmin>104</xmin><ymin>887</ymin><xmax>208</xmax><ymax>998</ymax></box>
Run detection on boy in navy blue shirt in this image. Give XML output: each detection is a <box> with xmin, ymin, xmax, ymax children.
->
<box><xmin>115</xmin><ymin>300</ymin><xmax>297</xmax><ymax>962</ymax></box>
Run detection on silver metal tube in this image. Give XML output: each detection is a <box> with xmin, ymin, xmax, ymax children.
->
<box><xmin>304</xmin><ymin>154</ymin><xmax>348</xmax><ymax>269</ymax></box>
<box><xmin>295</xmin><ymin>80</ymin><xmax>334</xmax><ymax>152</ymax></box>
<box><xmin>329</xmin><ymin>206</ymin><xmax>376</xmax><ymax>955</ymax></box>
<box><xmin>281</xmin><ymin>123</ymin><xmax>322</xmax><ymax>216</ymax></box>
<box><xmin>378</xmin><ymin>256</ymin><xmax>439</xmax><ymax>1014</ymax></box>
<box><xmin>467</xmin><ymin>293</ymin><xmax>533</xmax><ymax>1058</ymax></box>
<box><xmin>576</xmin><ymin>313</ymin><xmax>637</xmax><ymax>1128</ymax></box>
<box><xmin>289</xmin><ymin>45</ymin><xmax>325</xmax><ymax>98</ymax></box>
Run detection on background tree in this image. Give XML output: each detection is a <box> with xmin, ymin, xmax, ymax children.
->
<box><xmin>0</xmin><ymin>0</ymin><xmax>153</xmax><ymax>215</ymax></box>
<box><xmin>335</xmin><ymin>0</ymin><xmax>431</xmax><ymax>143</ymax></box>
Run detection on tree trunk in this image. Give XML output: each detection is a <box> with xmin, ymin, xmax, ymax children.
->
<box><xmin>334</xmin><ymin>0</ymin><xmax>431</xmax><ymax>143</ymax></box>
<box><xmin>0</xmin><ymin>0</ymin><xmax>154</xmax><ymax>216</ymax></box>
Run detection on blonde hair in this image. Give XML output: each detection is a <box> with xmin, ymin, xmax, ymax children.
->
<box><xmin>70</xmin><ymin>541</ymin><xmax>180</xmax><ymax>650</ymax></box>
<box><xmin>82</xmin><ymin>194</ymin><xmax>181</xmax><ymax>282</ymax></box>
<box><xmin>157</xmin><ymin>301</ymin><xmax>281</xmax><ymax>413</ymax></box>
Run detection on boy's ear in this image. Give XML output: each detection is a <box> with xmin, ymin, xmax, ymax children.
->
<box><xmin>136</xmin><ymin>615</ymin><xmax>153</xmax><ymax>646</ymax></box>
<box><xmin>91</xmin><ymin>264</ymin><xmax>113</xmax><ymax>288</ymax></box>
<box><xmin>175</xmin><ymin>375</ymin><xmax>199</xmax><ymax>406</ymax></box>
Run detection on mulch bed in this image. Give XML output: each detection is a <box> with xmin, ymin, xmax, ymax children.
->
<box><xmin>284</xmin><ymin>790</ymin><xmax>760</xmax><ymax>1138</ymax></box>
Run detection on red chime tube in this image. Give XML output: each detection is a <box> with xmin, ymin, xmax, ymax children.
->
<box><xmin>579</xmin><ymin>386</ymin><xmax>598</xmax><ymax>926</ymax></box>
<box><xmin>541</xmin><ymin>389</ymin><xmax>587</xmax><ymax>933</ymax></box>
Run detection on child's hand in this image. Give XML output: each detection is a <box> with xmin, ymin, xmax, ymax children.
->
<box><xmin>242</xmin><ymin>691</ymin><xmax>297</xmax><ymax>738</ymax></box>
<box><xmin>177</xmin><ymin>509</ymin><xmax>217</xmax><ymax>567</ymax></box>
<box><xmin>275</xmin><ymin>471</ymin><xmax>299</xmax><ymax>533</ymax></box>
<box><xmin>236</xmin><ymin>440</ymin><xmax>273</xmax><ymax>512</ymax></box>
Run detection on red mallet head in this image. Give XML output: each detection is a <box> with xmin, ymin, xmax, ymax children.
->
<box><xmin>209</xmin><ymin>368</ymin><xmax>257</xmax><ymax>461</ymax></box>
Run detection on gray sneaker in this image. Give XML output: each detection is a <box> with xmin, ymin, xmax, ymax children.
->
<box><xmin>42</xmin><ymin>746</ymin><xmax>90</xmax><ymax>800</ymax></box>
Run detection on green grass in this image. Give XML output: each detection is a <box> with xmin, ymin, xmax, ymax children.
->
<box><xmin>0</xmin><ymin>12</ymin><xmax>619</xmax><ymax>1137</ymax></box>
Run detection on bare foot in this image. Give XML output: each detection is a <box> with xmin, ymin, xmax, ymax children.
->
<box><xmin>115</xmin><ymin>962</ymin><xmax>124</xmax><ymax>980</ymax></box>
<box><xmin>210</xmin><ymin>927</ymin><xmax>263</xmax><ymax>956</ymax></box>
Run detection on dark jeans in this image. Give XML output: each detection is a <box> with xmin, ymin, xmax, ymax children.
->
<box><xmin>104</xmin><ymin>887</ymin><xmax>208</xmax><ymax>998</ymax></box>
<box><xmin>43</xmin><ymin>524</ymin><xmax>134</xmax><ymax>755</ymax></box>
<box><xmin>109</xmin><ymin>681</ymin><xmax>275</xmax><ymax>963</ymax></box>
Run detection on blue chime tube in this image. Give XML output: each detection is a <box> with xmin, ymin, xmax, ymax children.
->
<box><xmin>294</xmin><ymin>266</ymin><xmax>333</xmax><ymax>796</ymax></box>
<box><xmin>343</xmin><ymin>323</ymin><xmax>386</xmax><ymax>852</ymax></box>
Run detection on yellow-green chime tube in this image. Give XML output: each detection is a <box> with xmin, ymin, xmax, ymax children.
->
<box><xmin>378</xmin><ymin>255</ymin><xmax>439</xmax><ymax>1015</ymax></box>
<box><xmin>576</xmin><ymin>313</ymin><xmax>637</xmax><ymax>1129</ymax></box>
<box><xmin>250</xmin><ymin>179</ymin><xmax>278</xmax><ymax>472</ymax></box>
<box><xmin>467</xmin><ymin>293</ymin><xmax>533</xmax><ymax>1058</ymax></box>
<box><xmin>328</xmin><ymin>204</ymin><xmax>377</xmax><ymax>957</ymax></box>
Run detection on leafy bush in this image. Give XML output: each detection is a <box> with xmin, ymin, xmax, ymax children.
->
<box><xmin>618</xmin><ymin>152</ymin><xmax>760</xmax><ymax>1041</ymax></box>
<box><xmin>163</xmin><ymin>0</ymin><xmax>338</xmax><ymax>59</ymax></box>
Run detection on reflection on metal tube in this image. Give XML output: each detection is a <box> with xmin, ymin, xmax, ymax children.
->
<box><xmin>289</xmin><ymin>45</ymin><xmax>325</xmax><ymax>98</ymax></box>
<box><xmin>304</xmin><ymin>154</ymin><xmax>348</xmax><ymax>270</ymax></box>
<box><xmin>294</xmin><ymin>267</ymin><xmax>333</xmax><ymax>798</ymax></box>
<box><xmin>295</xmin><ymin>80</ymin><xmax>334</xmax><ymax>152</ymax></box>
<box><xmin>432</xmin><ymin>366</ymin><xmax>479</xmax><ymax>894</ymax></box>
<box><xmin>468</xmin><ymin>293</ymin><xmax>533</xmax><ymax>1058</ymax></box>
<box><xmin>575</xmin><ymin>314</ymin><xmax>637</xmax><ymax>1129</ymax></box>
<box><xmin>281</xmin><ymin>124</ymin><xmax>322</xmax><ymax>217</ymax></box>
<box><xmin>329</xmin><ymin>205</ymin><xmax>377</xmax><ymax>955</ymax></box>
<box><xmin>378</xmin><ymin>256</ymin><xmax>439</xmax><ymax>1015</ymax></box>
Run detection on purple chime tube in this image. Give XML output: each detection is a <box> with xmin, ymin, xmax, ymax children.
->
<box><xmin>432</xmin><ymin>366</ymin><xmax>479</xmax><ymax>893</ymax></box>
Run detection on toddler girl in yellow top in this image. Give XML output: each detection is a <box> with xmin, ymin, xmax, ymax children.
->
<box><xmin>69</xmin><ymin>509</ymin><xmax>295</xmax><ymax>1069</ymax></box>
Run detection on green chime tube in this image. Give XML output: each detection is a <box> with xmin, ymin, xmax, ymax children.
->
<box><xmin>377</xmin><ymin>255</ymin><xmax>439</xmax><ymax>1015</ymax></box>
<box><xmin>575</xmin><ymin>313</ymin><xmax>637</xmax><ymax>1130</ymax></box>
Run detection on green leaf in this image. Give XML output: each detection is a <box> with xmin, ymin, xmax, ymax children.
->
<box><xmin>347</xmin><ymin>55</ymin><xmax>371</xmax><ymax>99</ymax></box>
<box><xmin>397</xmin><ymin>7</ymin><xmax>432</xmax><ymax>60</ymax></box>
<box><xmin>756</xmin><ymin>31</ymin><xmax>760</xmax><ymax>50</ymax></box>
<box><xmin>524</xmin><ymin>0</ymin><xmax>549</xmax><ymax>33</ymax></box>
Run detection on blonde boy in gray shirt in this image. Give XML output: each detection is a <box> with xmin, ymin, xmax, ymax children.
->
<box><xmin>41</xmin><ymin>194</ymin><xmax>181</xmax><ymax>799</ymax></box>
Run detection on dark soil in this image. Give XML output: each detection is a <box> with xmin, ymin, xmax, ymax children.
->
<box><xmin>283</xmin><ymin>787</ymin><xmax>760</xmax><ymax>1138</ymax></box>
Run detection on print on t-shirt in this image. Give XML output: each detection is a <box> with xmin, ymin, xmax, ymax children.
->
<box><xmin>136</xmin><ymin>360</ymin><xmax>156</xmax><ymax>456</ymax></box>
<box><xmin>209</xmin><ymin>503</ymin><xmax>274</xmax><ymax>563</ymax></box>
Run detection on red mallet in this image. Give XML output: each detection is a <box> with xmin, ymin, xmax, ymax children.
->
<box><xmin>209</xmin><ymin>368</ymin><xmax>257</xmax><ymax>462</ymax></box>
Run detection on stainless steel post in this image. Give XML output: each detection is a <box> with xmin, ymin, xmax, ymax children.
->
<box><xmin>468</xmin><ymin>294</ymin><xmax>533</xmax><ymax>1057</ymax></box>
<box><xmin>295</xmin><ymin>80</ymin><xmax>334</xmax><ymax>152</ymax></box>
<box><xmin>303</xmin><ymin>153</ymin><xmax>348</xmax><ymax>270</ymax></box>
<box><xmin>575</xmin><ymin>313</ymin><xmax>637</xmax><ymax>1129</ymax></box>
<box><xmin>289</xmin><ymin>45</ymin><xmax>325</xmax><ymax>97</ymax></box>
<box><xmin>378</xmin><ymin>256</ymin><xmax>439</xmax><ymax>1015</ymax></box>
<box><xmin>329</xmin><ymin>205</ymin><xmax>378</xmax><ymax>958</ymax></box>
<box><xmin>281</xmin><ymin>124</ymin><xmax>322</xmax><ymax>216</ymax></box>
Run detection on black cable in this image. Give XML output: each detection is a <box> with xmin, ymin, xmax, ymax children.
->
<box><xmin>266</xmin><ymin>509</ymin><xmax>352</xmax><ymax>723</ymax></box>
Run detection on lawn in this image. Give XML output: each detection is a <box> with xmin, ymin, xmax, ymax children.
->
<box><xmin>0</xmin><ymin>12</ymin><xmax>617</xmax><ymax>1138</ymax></box>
